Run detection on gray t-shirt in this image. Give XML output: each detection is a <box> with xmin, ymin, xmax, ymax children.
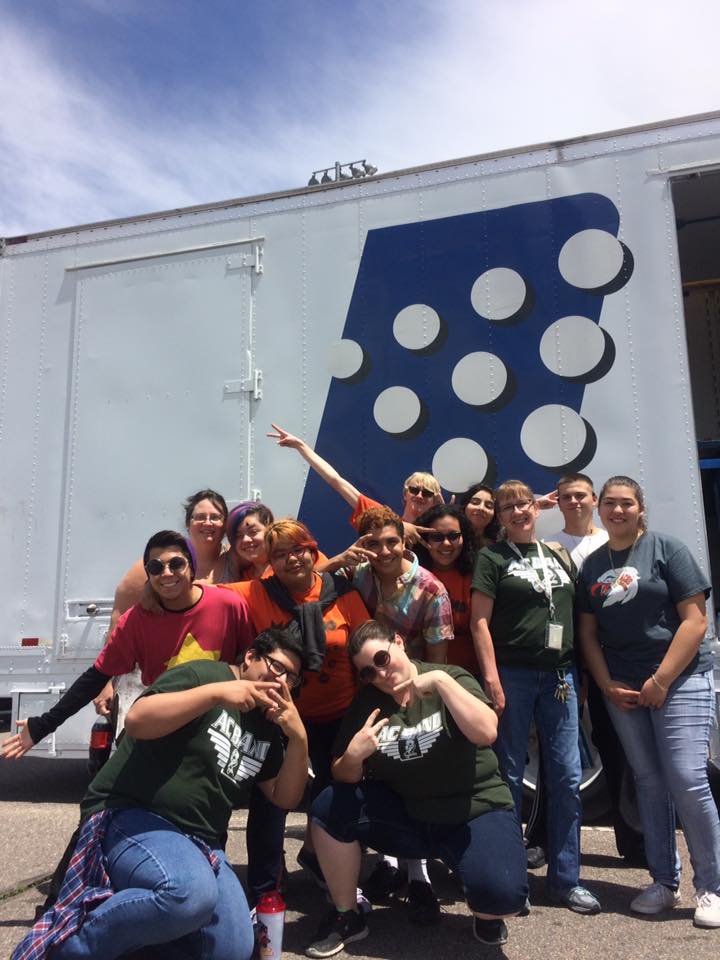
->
<box><xmin>577</xmin><ymin>531</ymin><xmax>711</xmax><ymax>683</ymax></box>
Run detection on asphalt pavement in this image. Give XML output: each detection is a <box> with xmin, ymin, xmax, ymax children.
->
<box><xmin>1</xmin><ymin>756</ymin><xmax>718</xmax><ymax>960</ymax></box>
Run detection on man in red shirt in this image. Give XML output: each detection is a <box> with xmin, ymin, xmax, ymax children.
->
<box><xmin>3</xmin><ymin>530</ymin><xmax>253</xmax><ymax>759</ymax></box>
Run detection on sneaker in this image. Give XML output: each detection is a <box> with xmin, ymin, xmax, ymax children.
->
<box><xmin>694</xmin><ymin>891</ymin><xmax>720</xmax><ymax>928</ymax></box>
<box><xmin>362</xmin><ymin>860</ymin><xmax>403</xmax><ymax>903</ymax></box>
<box><xmin>630</xmin><ymin>882</ymin><xmax>680</xmax><ymax>915</ymax></box>
<box><xmin>406</xmin><ymin>879</ymin><xmax>441</xmax><ymax>925</ymax></box>
<box><xmin>297</xmin><ymin>848</ymin><xmax>328</xmax><ymax>891</ymax></box>
<box><xmin>518</xmin><ymin>896</ymin><xmax>531</xmax><ymax>917</ymax></box>
<box><xmin>526</xmin><ymin>845</ymin><xmax>547</xmax><ymax>869</ymax></box>
<box><xmin>305</xmin><ymin>908</ymin><xmax>369</xmax><ymax>958</ymax></box>
<box><xmin>555</xmin><ymin>885</ymin><xmax>602</xmax><ymax>915</ymax></box>
<box><xmin>473</xmin><ymin>917</ymin><xmax>509</xmax><ymax>945</ymax></box>
<box><xmin>356</xmin><ymin>889</ymin><xmax>372</xmax><ymax>915</ymax></box>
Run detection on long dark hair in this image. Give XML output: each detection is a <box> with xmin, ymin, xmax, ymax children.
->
<box><xmin>413</xmin><ymin>505</ymin><xmax>477</xmax><ymax>575</ymax></box>
<box><xmin>458</xmin><ymin>482</ymin><xmax>500</xmax><ymax>543</ymax></box>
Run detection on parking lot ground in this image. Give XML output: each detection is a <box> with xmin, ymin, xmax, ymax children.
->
<box><xmin>1</xmin><ymin>758</ymin><xmax>719</xmax><ymax>959</ymax></box>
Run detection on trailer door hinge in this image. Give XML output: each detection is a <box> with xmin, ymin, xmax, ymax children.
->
<box><xmin>224</xmin><ymin>370</ymin><xmax>263</xmax><ymax>401</ymax></box>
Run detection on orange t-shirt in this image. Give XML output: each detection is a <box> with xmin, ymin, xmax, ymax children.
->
<box><xmin>432</xmin><ymin>567</ymin><xmax>478</xmax><ymax>675</ymax></box>
<box><xmin>221</xmin><ymin>573</ymin><xmax>369</xmax><ymax>722</ymax></box>
<box><xmin>349</xmin><ymin>493</ymin><xmax>383</xmax><ymax>530</ymax></box>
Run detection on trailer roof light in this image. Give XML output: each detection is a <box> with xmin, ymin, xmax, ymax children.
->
<box><xmin>308</xmin><ymin>159</ymin><xmax>378</xmax><ymax>187</ymax></box>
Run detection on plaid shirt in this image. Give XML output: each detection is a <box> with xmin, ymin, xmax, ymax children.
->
<box><xmin>351</xmin><ymin>552</ymin><xmax>454</xmax><ymax>659</ymax></box>
<box><xmin>13</xmin><ymin>810</ymin><xmax>113</xmax><ymax>960</ymax></box>
<box><xmin>13</xmin><ymin>810</ymin><xmax>220</xmax><ymax>960</ymax></box>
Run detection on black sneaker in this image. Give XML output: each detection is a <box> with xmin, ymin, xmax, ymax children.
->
<box><xmin>305</xmin><ymin>908</ymin><xmax>369</xmax><ymax>958</ymax></box>
<box><xmin>473</xmin><ymin>917</ymin><xmax>508</xmax><ymax>945</ymax></box>
<box><xmin>297</xmin><ymin>847</ymin><xmax>328</xmax><ymax>891</ymax></box>
<box><xmin>406</xmin><ymin>880</ymin><xmax>441</xmax><ymax>925</ymax></box>
<box><xmin>526</xmin><ymin>845</ymin><xmax>547</xmax><ymax>869</ymax></box>
<box><xmin>362</xmin><ymin>860</ymin><xmax>404</xmax><ymax>903</ymax></box>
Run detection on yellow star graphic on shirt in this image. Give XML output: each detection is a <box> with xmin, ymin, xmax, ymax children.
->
<box><xmin>165</xmin><ymin>632</ymin><xmax>220</xmax><ymax>670</ymax></box>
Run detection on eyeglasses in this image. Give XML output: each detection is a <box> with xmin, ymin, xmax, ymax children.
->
<box><xmin>407</xmin><ymin>485</ymin><xmax>435</xmax><ymax>499</ymax></box>
<box><xmin>426</xmin><ymin>531</ymin><xmax>462</xmax><ymax>543</ymax></box>
<box><xmin>497</xmin><ymin>499</ymin><xmax>534</xmax><ymax>515</ymax></box>
<box><xmin>262</xmin><ymin>654</ymin><xmax>301</xmax><ymax>689</ymax></box>
<box><xmin>270</xmin><ymin>545</ymin><xmax>309</xmax><ymax>564</ymax></box>
<box><xmin>145</xmin><ymin>556</ymin><xmax>189</xmax><ymax>576</ymax></box>
<box><xmin>357</xmin><ymin>640</ymin><xmax>394</xmax><ymax>683</ymax></box>
<box><xmin>191</xmin><ymin>513</ymin><xmax>225</xmax><ymax>524</ymax></box>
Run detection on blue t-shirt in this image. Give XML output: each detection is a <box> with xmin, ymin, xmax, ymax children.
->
<box><xmin>577</xmin><ymin>531</ymin><xmax>711</xmax><ymax>683</ymax></box>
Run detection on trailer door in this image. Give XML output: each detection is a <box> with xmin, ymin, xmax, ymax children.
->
<box><xmin>55</xmin><ymin>238</ymin><xmax>263</xmax><ymax>660</ymax></box>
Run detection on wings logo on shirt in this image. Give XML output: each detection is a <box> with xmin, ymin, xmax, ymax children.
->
<box><xmin>376</xmin><ymin>711</ymin><xmax>442</xmax><ymax>762</ymax></box>
<box><xmin>507</xmin><ymin>556</ymin><xmax>570</xmax><ymax>588</ymax></box>
<box><xmin>590</xmin><ymin>567</ymin><xmax>640</xmax><ymax>607</ymax></box>
<box><xmin>165</xmin><ymin>632</ymin><xmax>221</xmax><ymax>670</ymax></box>
<box><xmin>208</xmin><ymin>710</ymin><xmax>271</xmax><ymax>784</ymax></box>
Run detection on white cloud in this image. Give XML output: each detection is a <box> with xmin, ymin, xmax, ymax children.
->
<box><xmin>1</xmin><ymin>0</ymin><xmax>720</xmax><ymax>235</ymax></box>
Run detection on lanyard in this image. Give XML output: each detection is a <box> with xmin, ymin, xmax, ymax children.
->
<box><xmin>508</xmin><ymin>540</ymin><xmax>556</xmax><ymax>619</ymax></box>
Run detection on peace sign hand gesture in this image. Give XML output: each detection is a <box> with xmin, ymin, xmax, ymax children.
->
<box><xmin>346</xmin><ymin>708</ymin><xmax>389</xmax><ymax>762</ymax></box>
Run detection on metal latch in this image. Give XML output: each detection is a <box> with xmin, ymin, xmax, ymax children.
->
<box><xmin>225</xmin><ymin>244</ymin><xmax>264</xmax><ymax>275</ymax></box>
<box><xmin>224</xmin><ymin>369</ymin><xmax>263</xmax><ymax>401</ymax></box>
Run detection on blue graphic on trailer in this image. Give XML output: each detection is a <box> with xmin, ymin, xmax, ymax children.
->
<box><xmin>300</xmin><ymin>192</ymin><xmax>632</xmax><ymax>553</ymax></box>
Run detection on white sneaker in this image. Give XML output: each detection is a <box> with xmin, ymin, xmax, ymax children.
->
<box><xmin>694</xmin><ymin>891</ymin><xmax>720</xmax><ymax>928</ymax></box>
<box><xmin>630</xmin><ymin>882</ymin><xmax>680</xmax><ymax>914</ymax></box>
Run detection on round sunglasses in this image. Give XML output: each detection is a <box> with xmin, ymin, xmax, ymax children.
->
<box><xmin>357</xmin><ymin>640</ymin><xmax>394</xmax><ymax>683</ymax></box>
<box><xmin>145</xmin><ymin>556</ymin><xmax>189</xmax><ymax>576</ymax></box>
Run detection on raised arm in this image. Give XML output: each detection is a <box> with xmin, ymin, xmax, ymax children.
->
<box><xmin>268</xmin><ymin>423</ymin><xmax>361</xmax><ymax>509</ymax></box>
<box><xmin>124</xmin><ymin>679</ymin><xmax>280</xmax><ymax>740</ymax></box>
<box><xmin>394</xmin><ymin>671</ymin><xmax>498</xmax><ymax>745</ymax></box>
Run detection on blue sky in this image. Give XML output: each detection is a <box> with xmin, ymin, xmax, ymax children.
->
<box><xmin>2</xmin><ymin>0</ymin><xmax>720</xmax><ymax>236</ymax></box>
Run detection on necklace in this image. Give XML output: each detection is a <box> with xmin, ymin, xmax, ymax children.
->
<box><xmin>607</xmin><ymin>533</ymin><xmax>641</xmax><ymax>584</ymax></box>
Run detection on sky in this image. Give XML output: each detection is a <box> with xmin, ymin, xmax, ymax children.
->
<box><xmin>1</xmin><ymin>0</ymin><xmax>720</xmax><ymax>237</ymax></box>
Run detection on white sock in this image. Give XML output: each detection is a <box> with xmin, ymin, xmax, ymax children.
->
<box><xmin>406</xmin><ymin>859</ymin><xmax>430</xmax><ymax>884</ymax></box>
<box><xmin>382</xmin><ymin>855</ymin><xmax>399</xmax><ymax>869</ymax></box>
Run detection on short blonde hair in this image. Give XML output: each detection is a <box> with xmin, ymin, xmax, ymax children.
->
<box><xmin>403</xmin><ymin>471</ymin><xmax>440</xmax><ymax>497</ymax></box>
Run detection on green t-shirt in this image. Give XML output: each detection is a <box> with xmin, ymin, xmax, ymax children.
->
<box><xmin>82</xmin><ymin>661</ymin><xmax>283</xmax><ymax>846</ymax></box>
<box><xmin>472</xmin><ymin>541</ymin><xmax>575</xmax><ymax>670</ymax></box>
<box><xmin>334</xmin><ymin>662</ymin><xmax>513</xmax><ymax>824</ymax></box>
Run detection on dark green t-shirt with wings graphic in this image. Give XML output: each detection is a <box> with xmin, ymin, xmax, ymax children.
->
<box><xmin>334</xmin><ymin>662</ymin><xmax>513</xmax><ymax>824</ymax></box>
<box><xmin>82</xmin><ymin>661</ymin><xmax>283</xmax><ymax>846</ymax></box>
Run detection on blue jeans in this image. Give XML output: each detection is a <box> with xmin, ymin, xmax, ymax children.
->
<box><xmin>311</xmin><ymin>781</ymin><xmax>528</xmax><ymax>916</ymax></box>
<box><xmin>495</xmin><ymin>666</ymin><xmax>582</xmax><ymax>896</ymax></box>
<box><xmin>53</xmin><ymin>809</ymin><xmax>254</xmax><ymax>960</ymax></box>
<box><xmin>605</xmin><ymin>670</ymin><xmax>720</xmax><ymax>894</ymax></box>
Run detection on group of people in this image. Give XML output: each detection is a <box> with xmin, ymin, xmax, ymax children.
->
<box><xmin>4</xmin><ymin>424</ymin><xmax>720</xmax><ymax>959</ymax></box>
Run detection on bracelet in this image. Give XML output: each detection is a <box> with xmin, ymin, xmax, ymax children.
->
<box><xmin>651</xmin><ymin>674</ymin><xmax>667</xmax><ymax>693</ymax></box>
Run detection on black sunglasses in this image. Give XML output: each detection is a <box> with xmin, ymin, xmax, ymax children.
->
<box><xmin>145</xmin><ymin>556</ymin><xmax>189</xmax><ymax>576</ymax></box>
<box><xmin>358</xmin><ymin>640</ymin><xmax>394</xmax><ymax>683</ymax></box>
<box><xmin>407</xmin><ymin>484</ymin><xmax>435</xmax><ymax>499</ymax></box>
<box><xmin>426</xmin><ymin>531</ymin><xmax>462</xmax><ymax>543</ymax></box>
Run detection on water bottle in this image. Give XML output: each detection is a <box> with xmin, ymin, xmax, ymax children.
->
<box><xmin>256</xmin><ymin>891</ymin><xmax>285</xmax><ymax>960</ymax></box>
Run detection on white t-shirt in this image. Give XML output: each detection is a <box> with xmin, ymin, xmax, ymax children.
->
<box><xmin>547</xmin><ymin>528</ymin><xmax>609</xmax><ymax>571</ymax></box>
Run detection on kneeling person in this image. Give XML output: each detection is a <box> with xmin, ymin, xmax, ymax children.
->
<box><xmin>305</xmin><ymin>621</ymin><xmax>527</xmax><ymax>957</ymax></box>
<box><xmin>17</xmin><ymin>630</ymin><xmax>308</xmax><ymax>960</ymax></box>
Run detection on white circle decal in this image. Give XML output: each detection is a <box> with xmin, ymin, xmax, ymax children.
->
<box><xmin>558</xmin><ymin>230</ymin><xmax>624</xmax><ymax>289</ymax></box>
<box><xmin>452</xmin><ymin>352</ymin><xmax>508</xmax><ymax>405</ymax></box>
<box><xmin>393</xmin><ymin>304</ymin><xmax>441</xmax><ymax>350</ymax></box>
<box><xmin>328</xmin><ymin>339</ymin><xmax>364</xmax><ymax>379</ymax></box>
<box><xmin>432</xmin><ymin>438</ymin><xmax>488</xmax><ymax>491</ymax></box>
<box><xmin>540</xmin><ymin>317</ymin><xmax>605</xmax><ymax>377</ymax></box>
<box><xmin>373</xmin><ymin>386</ymin><xmax>421</xmax><ymax>434</ymax></box>
<box><xmin>521</xmin><ymin>405</ymin><xmax>587</xmax><ymax>467</ymax></box>
<box><xmin>471</xmin><ymin>267</ymin><xmax>526</xmax><ymax>322</ymax></box>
